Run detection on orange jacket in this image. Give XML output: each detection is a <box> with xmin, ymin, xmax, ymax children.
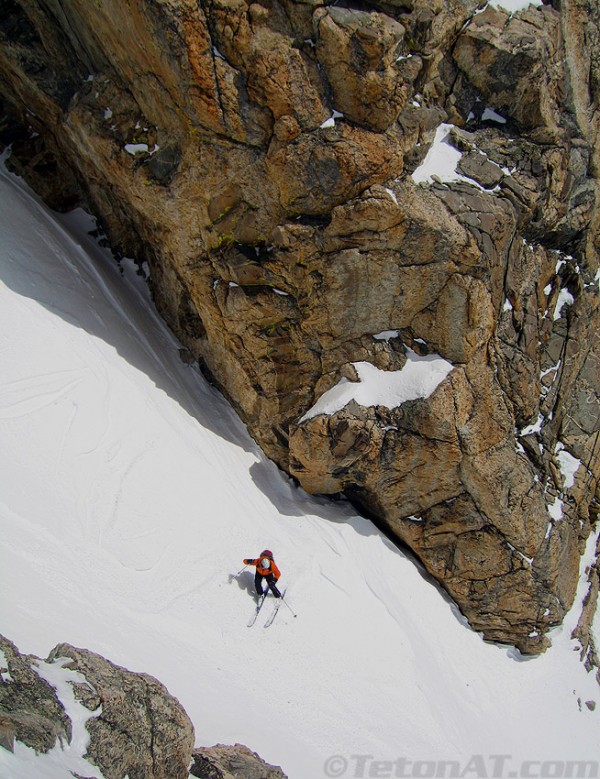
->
<box><xmin>244</xmin><ymin>556</ymin><xmax>280</xmax><ymax>579</ymax></box>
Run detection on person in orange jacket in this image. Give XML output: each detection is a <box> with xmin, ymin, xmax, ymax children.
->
<box><xmin>243</xmin><ymin>549</ymin><xmax>282</xmax><ymax>598</ymax></box>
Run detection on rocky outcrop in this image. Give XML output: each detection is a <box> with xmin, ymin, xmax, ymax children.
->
<box><xmin>0</xmin><ymin>635</ymin><xmax>70</xmax><ymax>754</ymax></box>
<box><xmin>0</xmin><ymin>0</ymin><xmax>598</xmax><ymax>654</ymax></box>
<box><xmin>46</xmin><ymin>643</ymin><xmax>195</xmax><ymax>779</ymax></box>
<box><xmin>0</xmin><ymin>634</ymin><xmax>194</xmax><ymax>778</ymax></box>
<box><xmin>190</xmin><ymin>743</ymin><xmax>287</xmax><ymax>779</ymax></box>
<box><xmin>0</xmin><ymin>634</ymin><xmax>286</xmax><ymax>778</ymax></box>
<box><xmin>572</xmin><ymin>534</ymin><xmax>600</xmax><ymax>683</ymax></box>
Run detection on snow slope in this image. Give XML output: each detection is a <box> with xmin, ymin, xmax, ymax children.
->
<box><xmin>0</xmin><ymin>157</ymin><xmax>598</xmax><ymax>779</ymax></box>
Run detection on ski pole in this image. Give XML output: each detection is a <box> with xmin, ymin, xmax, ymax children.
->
<box><xmin>280</xmin><ymin>595</ymin><xmax>297</xmax><ymax>618</ymax></box>
<box><xmin>237</xmin><ymin>564</ymin><xmax>248</xmax><ymax>575</ymax></box>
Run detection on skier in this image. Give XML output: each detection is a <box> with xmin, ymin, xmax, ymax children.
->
<box><xmin>243</xmin><ymin>549</ymin><xmax>282</xmax><ymax>598</ymax></box>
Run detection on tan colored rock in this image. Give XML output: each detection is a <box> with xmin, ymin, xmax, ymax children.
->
<box><xmin>266</xmin><ymin>122</ymin><xmax>405</xmax><ymax>215</ymax></box>
<box><xmin>453</xmin><ymin>5</ymin><xmax>564</xmax><ymax>135</ymax></box>
<box><xmin>313</xmin><ymin>6</ymin><xmax>409</xmax><ymax>131</ymax></box>
<box><xmin>288</xmin><ymin>353</ymin><xmax>562</xmax><ymax>653</ymax></box>
<box><xmin>208</xmin><ymin>0</ymin><xmax>329</xmax><ymax>133</ymax></box>
<box><xmin>411</xmin><ymin>273</ymin><xmax>495</xmax><ymax>363</ymax></box>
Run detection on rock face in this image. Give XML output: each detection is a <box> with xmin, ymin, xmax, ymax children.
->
<box><xmin>0</xmin><ymin>634</ymin><xmax>286</xmax><ymax>778</ymax></box>
<box><xmin>191</xmin><ymin>743</ymin><xmax>288</xmax><ymax>778</ymax></box>
<box><xmin>0</xmin><ymin>635</ymin><xmax>71</xmax><ymax>754</ymax></box>
<box><xmin>0</xmin><ymin>0</ymin><xmax>599</xmax><ymax>654</ymax></box>
<box><xmin>0</xmin><ymin>634</ymin><xmax>194</xmax><ymax>778</ymax></box>
<box><xmin>46</xmin><ymin>643</ymin><xmax>195</xmax><ymax>779</ymax></box>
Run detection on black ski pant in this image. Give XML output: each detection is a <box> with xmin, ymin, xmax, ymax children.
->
<box><xmin>255</xmin><ymin>572</ymin><xmax>281</xmax><ymax>598</ymax></box>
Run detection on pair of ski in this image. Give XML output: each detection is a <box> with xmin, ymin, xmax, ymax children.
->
<box><xmin>247</xmin><ymin>590</ymin><xmax>286</xmax><ymax>628</ymax></box>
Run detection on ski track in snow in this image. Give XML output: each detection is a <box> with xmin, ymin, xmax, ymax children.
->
<box><xmin>0</xmin><ymin>370</ymin><xmax>86</xmax><ymax>419</ymax></box>
<box><xmin>1</xmin><ymin>157</ymin><xmax>599</xmax><ymax>779</ymax></box>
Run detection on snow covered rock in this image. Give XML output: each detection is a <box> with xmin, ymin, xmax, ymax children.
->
<box><xmin>0</xmin><ymin>635</ymin><xmax>194</xmax><ymax>779</ymax></box>
<box><xmin>571</xmin><ymin>534</ymin><xmax>600</xmax><ymax>682</ymax></box>
<box><xmin>0</xmin><ymin>635</ymin><xmax>287</xmax><ymax>779</ymax></box>
<box><xmin>0</xmin><ymin>635</ymin><xmax>70</xmax><ymax>754</ymax></box>
<box><xmin>45</xmin><ymin>642</ymin><xmax>195</xmax><ymax>779</ymax></box>
<box><xmin>289</xmin><ymin>351</ymin><xmax>561</xmax><ymax>654</ymax></box>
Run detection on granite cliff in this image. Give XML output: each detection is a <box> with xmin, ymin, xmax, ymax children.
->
<box><xmin>0</xmin><ymin>0</ymin><xmax>599</xmax><ymax>655</ymax></box>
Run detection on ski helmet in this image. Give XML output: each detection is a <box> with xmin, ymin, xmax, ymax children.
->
<box><xmin>261</xmin><ymin>557</ymin><xmax>271</xmax><ymax>569</ymax></box>
<box><xmin>261</xmin><ymin>549</ymin><xmax>273</xmax><ymax>558</ymax></box>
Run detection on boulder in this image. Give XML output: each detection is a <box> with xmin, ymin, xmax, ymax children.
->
<box><xmin>190</xmin><ymin>743</ymin><xmax>288</xmax><ymax>779</ymax></box>
<box><xmin>0</xmin><ymin>635</ymin><xmax>70</xmax><ymax>754</ymax></box>
<box><xmin>46</xmin><ymin>643</ymin><xmax>194</xmax><ymax>779</ymax></box>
